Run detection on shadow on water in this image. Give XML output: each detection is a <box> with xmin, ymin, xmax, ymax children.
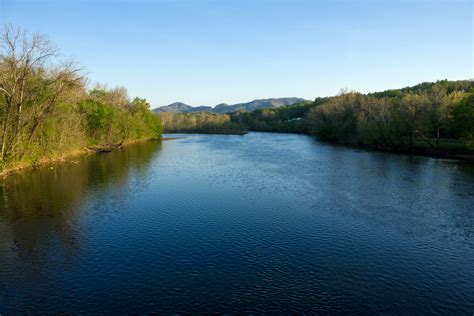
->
<box><xmin>0</xmin><ymin>140</ymin><xmax>162</xmax><ymax>270</ymax></box>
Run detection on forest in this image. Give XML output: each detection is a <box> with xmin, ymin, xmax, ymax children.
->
<box><xmin>160</xmin><ymin>80</ymin><xmax>474</xmax><ymax>155</ymax></box>
<box><xmin>0</xmin><ymin>25</ymin><xmax>162</xmax><ymax>173</ymax></box>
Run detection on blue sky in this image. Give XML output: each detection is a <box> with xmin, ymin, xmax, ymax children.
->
<box><xmin>1</xmin><ymin>0</ymin><xmax>472</xmax><ymax>107</ymax></box>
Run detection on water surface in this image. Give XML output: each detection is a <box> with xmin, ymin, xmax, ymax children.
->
<box><xmin>1</xmin><ymin>133</ymin><xmax>473</xmax><ymax>314</ymax></box>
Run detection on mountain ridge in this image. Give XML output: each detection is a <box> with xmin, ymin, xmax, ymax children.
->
<box><xmin>153</xmin><ymin>97</ymin><xmax>307</xmax><ymax>114</ymax></box>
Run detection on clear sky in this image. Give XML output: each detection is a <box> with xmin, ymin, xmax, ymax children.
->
<box><xmin>1</xmin><ymin>0</ymin><xmax>472</xmax><ymax>108</ymax></box>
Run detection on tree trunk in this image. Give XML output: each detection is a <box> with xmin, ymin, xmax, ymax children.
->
<box><xmin>1</xmin><ymin>104</ymin><xmax>12</xmax><ymax>161</ymax></box>
<box><xmin>436</xmin><ymin>122</ymin><xmax>440</xmax><ymax>149</ymax></box>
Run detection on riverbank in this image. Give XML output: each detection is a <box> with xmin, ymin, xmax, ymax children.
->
<box><xmin>169</xmin><ymin>129</ymin><xmax>474</xmax><ymax>161</ymax></box>
<box><xmin>311</xmin><ymin>137</ymin><xmax>474</xmax><ymax>162</ymax></box>
<box><xmin>0</xmin><ymin>137</ymin><xmax>162</xmax><ymax>178</ymax></box>
<box><xmin>353</xmin><ymin>143</ymin><xmax>474</xmax><ymax>161</ymax></box>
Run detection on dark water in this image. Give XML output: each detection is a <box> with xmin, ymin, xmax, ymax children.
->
<box><xmin>1</xmin><ymin>133</ymin><xmax>473</xmax><ymax>314</ymax></box>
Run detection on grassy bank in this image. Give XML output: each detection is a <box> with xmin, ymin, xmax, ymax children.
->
<box><xmin>0</xmin><ymin>137</ymin><xmax>162</xmax><ymax>177</ymax></box>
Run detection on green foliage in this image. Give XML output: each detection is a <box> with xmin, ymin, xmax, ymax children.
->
<box><xmin>78</xmin><ymin>94</ymin><xmax>162</xmax><ymax>146</ymax></box>
<box><xmin>0</xmin><ymin>26</ymin><xmax>162</xmax><ymax>172</ymax></box>
<box><xmin>160</xmin><ymin>112</ymin><xmax>240</xmax><ymax>134</ymax></box>
<box><xmin>306</xmin><ymin>82</ymin><xmax>473</xmax><ymax>151</ymax></box>
<box><xmin>307</xmin><ymin>80</ymin><xmax>474</xmax><ymax>151</ymax></box>
<box><xmin>80</xmin><ymin>98</ymin><xmax>114</xmax><ymax>142</ymax></box>
<box><xmin>160</xmin><ymin>80</ymin><xmax>474</xmax><ymax>153</ymax></box>
<box><xmin>452</xmin><ymin>92</ymin><xmax>474</xmax><ymax>148</ymax></box>
<box><xmin>307</xmin><ymin>93</ymin><xmax>360</xmax><ymax>142</ymax></box>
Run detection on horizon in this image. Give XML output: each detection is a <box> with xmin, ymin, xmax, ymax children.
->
<box><xmin>1</xmin><ymin>0</ymin><xmax>472</xmax><ymax>107</ymax></box>
<box><xmin>158</xmin><ymin>96</ymin><xmax>307</xmax><ymax>108</ymax></box>
<box><xmin>156</xmin><ymin>79</ymin><xmax>474</xmax><ymax>109</ymax></box>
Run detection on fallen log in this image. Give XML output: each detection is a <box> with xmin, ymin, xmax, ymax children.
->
<box><xmin>85</xmin><ymin>145</ymin><xmax>114</xmax><ymax>153</ymax></box>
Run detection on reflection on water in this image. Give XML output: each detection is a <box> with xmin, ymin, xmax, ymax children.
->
<box><xmin>0</xmin><ymin>134</ymin><xmax>473</xmax><ymax>314</ymax></box>
<box><xmin>0</xmin><ymin>141</ymin><xmax>161</xmax><ymax>280</ymax></box>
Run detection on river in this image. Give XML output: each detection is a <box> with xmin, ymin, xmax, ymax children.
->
<box><xmin>1</xmin><ymin>133</ymin><xmax>473</xmax><ymax>314</ymax></box>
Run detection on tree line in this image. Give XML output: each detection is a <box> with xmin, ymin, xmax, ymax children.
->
<box><xmin>159</xmin><ymin>111</ymin><xmax>244</xmax><ymax>134</ymax></box>
<box><xmin>308</xmin><ymin>81</ymin><xmax>474</xmax><ymax>151</ymax></box>
<box><xmin>0</xmin><ymin>25</ymin><xmax>162</xmax><ymax>172</ymax></box>
<box><xmin>160</xmin><ymin>80</ymin><xmax>474</xmax><ymax>154</ymax></box>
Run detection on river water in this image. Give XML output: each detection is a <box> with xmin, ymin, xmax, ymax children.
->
<box><xmin>1</xmin><ymin>133</ymin><xmax>473</xmax><ymax>314</ymax></box>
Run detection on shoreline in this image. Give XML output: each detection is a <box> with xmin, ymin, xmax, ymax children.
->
<box><xmin>167</xmin><ymin>130</ymin><xmax>474</xmax><ymax>161</ymax></box>
<box><xmin>370</xmin><ymin>146</ymin><xmax>474</xmax><ymax>161</ymax></box>
<box><xmin>324</xmin><ymin>140</ymin><xmax>474</xmax><ymax>162</ymax></box>
<box><xmin>1</xmin><ymin>132</ymin><xmax>471</xmax><ymax>178</ymax></box>
<box><xmin>0</xmin><ymin>137</ymin><xmax>162</xmax><ymax>178</ymax></box>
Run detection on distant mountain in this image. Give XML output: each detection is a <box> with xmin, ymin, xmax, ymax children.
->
<box><xmin>152</xmin><ymin>97</ymin><xmax>307</xmax><ymax>114</ymax></box>
<box><xmin>152</xmin><ymin>102</ymin><xmax>194</xmax><ymax>113</ymax></box>
<box><xmin>212</xmin><ymin>98</ymin><xmax>306</xmax><ymax>113</ymax></box>
<box><xmin>187</xmin><ymin>105</ymin><xmax>213</xmax><ymax>113</ymax></box>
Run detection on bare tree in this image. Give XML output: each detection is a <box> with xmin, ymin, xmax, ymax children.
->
<box><xmin>0</xmin><ymin>24</ymin><xmax>81</xmax><ymax>162</ymax></box>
